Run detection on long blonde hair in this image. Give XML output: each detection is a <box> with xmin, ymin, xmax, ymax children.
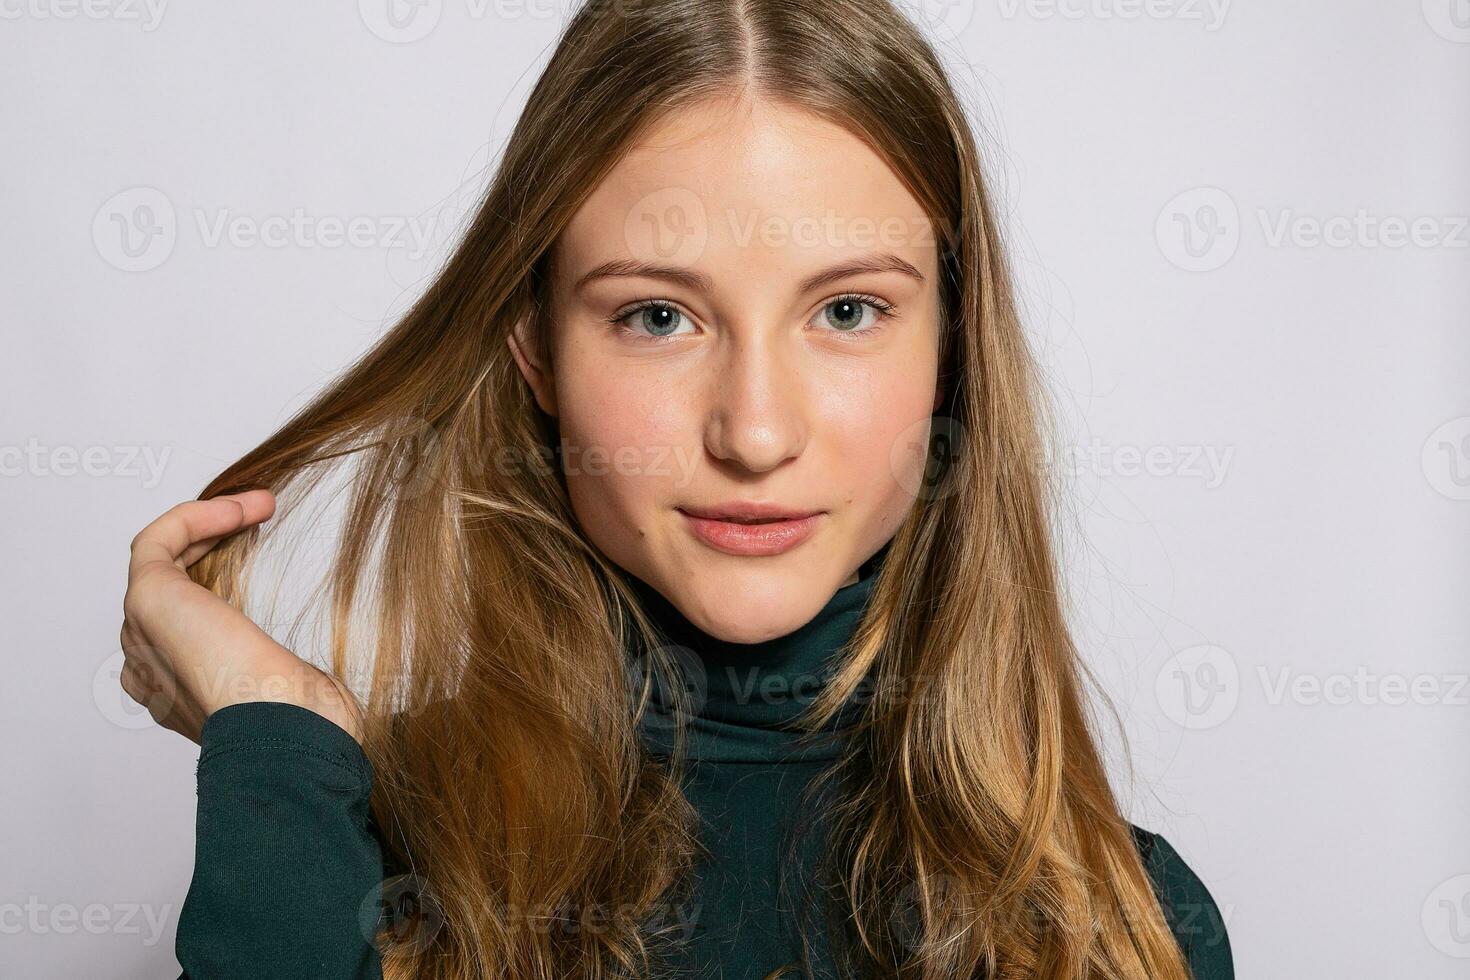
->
<box><xmin>190</xmin><ymin>1</ymin><xmax>1192</xmax><ymax>977</ymax></box>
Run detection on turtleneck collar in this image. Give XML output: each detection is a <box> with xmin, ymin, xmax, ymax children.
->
<box><xmin>624</xmin><ymin>539</ymin><xmax>891</xmax><ymax>764</ymax></box>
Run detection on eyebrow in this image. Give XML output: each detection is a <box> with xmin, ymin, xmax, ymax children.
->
<box><xmin>571</xmin><ymin>252</ymin><xmax>926</xmax><ymax>296</ymax></box>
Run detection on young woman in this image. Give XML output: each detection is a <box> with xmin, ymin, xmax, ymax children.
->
<box><xmin>119</xmin><ymin>1</ymin><xmax>1233</xmax><ymax>977</ymax></box>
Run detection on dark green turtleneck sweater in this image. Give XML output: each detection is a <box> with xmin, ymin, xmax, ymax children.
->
<box><xmin>620</xmin><ymin>545</ymin><xmax>893</xmax><ymax>979</ymax></box>
<box><xmin>174</xmin><ymin>544</ymin><xmax>1233</xmax><ymax>979</ymax></box>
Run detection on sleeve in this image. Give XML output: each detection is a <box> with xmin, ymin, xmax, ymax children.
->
<box><xmin>1130</xmin><ymin>825</ymin><xmax>1234</xmax><ymax>980</ymax></box>
<box><xmin>174</xmin><ymin>700</ymin><xmax>386</xmax><ymax>980</ymax></box>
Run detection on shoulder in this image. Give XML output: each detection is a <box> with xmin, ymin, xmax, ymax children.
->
<box><xmin>1129</xmin><ymin>823</ymin><xmax>1235</xmax><ymax>980</ymax></box>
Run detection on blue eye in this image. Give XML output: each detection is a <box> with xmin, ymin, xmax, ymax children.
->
<box><xmin>607</xmin><ymin>300</ymin><xmax>695</xmax><ymax>343</ymax></box>
<box><xmin>813</xmin><ymin>294</ymin><xmax>895</xmax><ymax>337</ymax></box>
<box><xmin>604</xmin><ymin>293</ymin><xmax>897</xmax><ymax>344</ymax></box>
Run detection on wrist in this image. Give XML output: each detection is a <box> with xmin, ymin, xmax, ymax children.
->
<box><xmin>210</xmin><ymin>661</ymin><xmax>365</xmax><ymax>745</ymax></box>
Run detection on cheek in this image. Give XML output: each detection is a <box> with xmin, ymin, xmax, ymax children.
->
<box><xmin>821</xmin><ymin>356</ymin><xmax>938</xmax><ymax>520</ymax></box>
<box><xmin>555</xmin><ymin>351</ymin><xmax>695</xmax><ymax>539</ymax></box>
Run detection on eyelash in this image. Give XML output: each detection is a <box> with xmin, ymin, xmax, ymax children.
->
<box><xmin>604</xmin><ymin>293</ymin><xmax>898</xmax><ymax>344</ymax></box>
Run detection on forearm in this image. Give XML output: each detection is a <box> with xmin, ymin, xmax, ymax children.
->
<box><xmin>175</xmin><ymin>701</ymin><xmax>385</xmax><ymax>979</ymax></box>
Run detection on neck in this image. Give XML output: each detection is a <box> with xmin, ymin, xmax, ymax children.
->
<box><xmin>623</xmin><ymin>540</ymin><xmax>892</xmax><ymax>763</ymax></box>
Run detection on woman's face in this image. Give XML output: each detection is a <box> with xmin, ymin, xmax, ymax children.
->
<box><xmin>510</xmin><ymin>94</ymin><xmax>942</xmax><ymax>643</ymax></box>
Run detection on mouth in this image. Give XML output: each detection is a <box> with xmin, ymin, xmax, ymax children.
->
<box><xmin>678</xmin><ymin>502</ymin><xmax>823</xmax><ymax>523</ymax></box>
<box><xmin>676</xmin><ymin>503</ymin><xmax>825</xmax><ymax>556</ymax></box>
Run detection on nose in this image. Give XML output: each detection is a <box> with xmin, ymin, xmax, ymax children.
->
<box><xmin>701</xmin><ymin>328</ymin><xmax>808</xmax><ymax>474</ymax></box>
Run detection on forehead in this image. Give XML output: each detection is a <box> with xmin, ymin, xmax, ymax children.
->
<box><xmin>556</xmin><ymin>96</ymin><xmax>938</xmax><ymax>281</ymax></box>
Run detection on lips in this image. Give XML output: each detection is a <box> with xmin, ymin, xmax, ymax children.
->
<box><xmin>678</xmin><ymin>502</ymin><xmax>822</xmax><ymax>523</ymax></box>
<box><xmin>676</xmin><ymin>503</ymin><xmax>824</xmax><ymax>556</ymax></box>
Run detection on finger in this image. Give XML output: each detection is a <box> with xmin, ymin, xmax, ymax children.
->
<box><xmin>129</xmin><ymin>490</ymin><xmax>275</xmax><ymax>573</ymax></box>
<box><xmin>176</xmin><ymin>488</ymin><xmax>277</xmax><ymax>567</ymax></box>
<box><xmin>176</xmin><ymin>530</ymin><xmax>232</xmax><ymax>570</ymax></box>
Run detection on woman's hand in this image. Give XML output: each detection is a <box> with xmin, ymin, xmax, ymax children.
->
<box><xmin>119</xmin><ymin>489</ymin><xmax>364</xmax><ymax>746</ymax></box>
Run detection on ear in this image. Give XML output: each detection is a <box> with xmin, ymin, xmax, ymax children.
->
<box><xmin>507</xmin><ymin>316</ymin><xmax>557</xmax><ymax>417</ymax></box>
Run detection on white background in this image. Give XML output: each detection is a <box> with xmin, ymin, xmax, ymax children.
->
<box><xmin>2</xmin><ymin>1</ymin><xmax>1467</xmax><ymax>976</ymax></box>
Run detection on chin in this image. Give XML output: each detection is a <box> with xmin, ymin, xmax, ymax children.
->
<box><xmin>673</xmin><ymin>569</ymin><xmax>827</xmax><ymax>643</ymax></box>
